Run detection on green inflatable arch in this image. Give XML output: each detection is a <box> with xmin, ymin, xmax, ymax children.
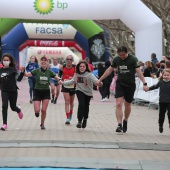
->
<box><xmin>0</xmin><ymin>18</ymin><xmax>103</xmax><ymax>39</ymax></box>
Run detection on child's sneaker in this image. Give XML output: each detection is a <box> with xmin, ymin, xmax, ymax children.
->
<box><xmin>1</xmin><ymin>124</ymin><xmax>7</xmax><ymax>131</ymax></box>
<box><xmin>82</xmin><ymin>119</ymin><xmax>87</xmax><ymax>129</ymax></box>
<box><xmin>40</xmin><ymin>124</ymin><xmax>46</xmax><ymax>130</ymax></box>
<box><xmin>18</xmin><ymin>110</ymin><xmax>23</xmax><ymax>119</ymax></box>
<box><xmin>76</xmin><ymin>121</ymin><xmax>82</xmax><ymax>128</ymax></box>
<box><xmin>159</xmin><ymin>126</ymin><xmax>163</xmax><ymax>133</ymax></box>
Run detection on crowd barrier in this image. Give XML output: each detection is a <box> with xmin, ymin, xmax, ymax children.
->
<box><xmin>134</xmin><ymin>77</ymin><xmax>159</xmax><ymax>108</ymax></box>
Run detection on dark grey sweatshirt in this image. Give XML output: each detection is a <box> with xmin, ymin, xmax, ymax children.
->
<box><xmin>149</xmin><ymin>80</ymin><xmax>170</xmax><ymax>103</ymax></box>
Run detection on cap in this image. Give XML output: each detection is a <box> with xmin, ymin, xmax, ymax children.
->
<box><xmin>40</xmin><ymin>56</ymin><xmax>48</xmax><ymax>61</ymax></box>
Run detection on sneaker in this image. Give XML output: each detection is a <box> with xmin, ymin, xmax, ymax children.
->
<box><xmin>35</xmin><ymin>113</ymin><xmax>40</xmax><ymax>117</ymax></box>
<box><xmin>65</xmin><ymin>119</ymin><xmax>70</xmax><ymax>125</ymax></box>
<box><xmin>53</xmin><ymin>99</ymin><xmax>57</xmax><ymax>104</ymax></box>
<box><xmin>101</xmin><ymin>98</ymin><xmax>107</xmax><ymax>102</ymax></box>
<box><xmin>51</xmin><ymin>98</ymin><xmax>54</xmax><ymax>103</ymax></box>
<box><xmin>1</xmin><ymin>124</ymin><xmax>7</xmax><ymax>131</ymax></box>
<box><xmin>18</xmin><ymin>110</ymin><xmax>23</xmax><ymax>119</ymax></box>
<box><xmin>123</xmin><ymin>120</ymin><xmax>127</xmax><ymax>133</ymax></box>
<box><xmin>29</xmin><ymin>100</ymin><xmax>33</xmax><ymax>104</ymax></box>
<box><xmin>159</xmin><ymin>126</ymin><xmax>163</xmax><ymax>133</ymax></box>
<box><xmin>116</xmin><ymin>124</ymin><xmax>122</xmax><ymax>133</ymax></box>
<box><xmin>76</xmin><ymin>121</ymin><xmax>82</xmax><ymax>128</ymax></box>
<box><xmin>40</xmin><ymin>124</ymin><xmax>46</xmax><ymax>130</ymax></box>
<box><xmin>82</xmin><ymin>119</ymin><xmax>87</xmax><ymax>129</ymax></box>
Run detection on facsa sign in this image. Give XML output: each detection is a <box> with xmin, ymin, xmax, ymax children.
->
<box><xmin>23</xmin><ymin>23</ymin><xmax>77</xmax><ymax>39</ymax></box>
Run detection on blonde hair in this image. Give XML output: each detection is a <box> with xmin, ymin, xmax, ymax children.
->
<box><xmin>159</xmin><ymin>68</ymin><xmax>170</xmax><ymax>80</ymax></box>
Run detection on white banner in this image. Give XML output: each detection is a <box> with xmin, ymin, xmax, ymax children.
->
<box><xmin>23</xmin><ymin>23</ymin><xmax>76</xmax><ymax>39</ymax></box>
<box><xmin>21</xmin><ymin>47</ymin><xmax>80</xmax><ymax>66</ymax></box>
<box><xmin>135</xmin><ymin>77</ymin><xmax>159</xmax><ymax>104</ymax></box>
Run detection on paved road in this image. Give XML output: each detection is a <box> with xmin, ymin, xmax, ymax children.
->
<box><xmin>0</xmin><ymin>78</ymin><xmax>170</xmax><ymax>170</ymax></box>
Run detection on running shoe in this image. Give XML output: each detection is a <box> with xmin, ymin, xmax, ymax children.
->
<box><xmin>65</xmin><ymin>119</ymin><xmax>70</xmax><ymax>125</ymax></box>
<box><xmin>40</xmin><ymin>124</ymin><xmax>46</xmax><ymax>130</ymax></box>
<box><xmin>18</xmin><ymin>110</ymin><xmax>23</xmax><ymax>119</ymax></box>
<box><xmin>53</xmin><ymin>98</ymin><xmax>57</xmax><ymax>104</ymax></box>
<box><xmin>82</xmin><ymin>119</ymin><xmax>87</xmax><ymax>129</ymax></box>
<box><xmin>76</xmin><ymin>121</ymin><xmax>82</xmax><ymax>128</ymax></box>
<box><xmin>51</xmin><ymin>98</ymin><xmax>54</xmax><ymax>103</ymax></box>
<box><xmin>35</xmin><ymin>113</ymin><xmax>40</xmax><ymax>117</ymax></box>
<box><xmin>116</xmin><ymin>124</ymin><xmax>122</xmax><ymax>133</ymax></box>
<box><xmin>123</xmin><ymin>119</ymin><xmax>127</xmax><ymax>133</ymax></box>
<box><xmin>29</xmin><ymin>100</ymin><xmax>33</xmax><ymax>104</ymax></box>
<box><xmin>1</xmin><ymin>124</ymin><xmax>7</xmax><ymax>131</ymax></box>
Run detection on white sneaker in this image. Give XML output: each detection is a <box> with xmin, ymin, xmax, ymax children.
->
<box><xmin>101</xmin><ymin>98</ymin><xmax>107</xmax><ymax>102</ymax></box>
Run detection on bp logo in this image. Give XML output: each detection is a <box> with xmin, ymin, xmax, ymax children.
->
<box><xmin>34</xmin><ymin>0</ymin><xmax>54</xmax><ymax>15</ymax></box>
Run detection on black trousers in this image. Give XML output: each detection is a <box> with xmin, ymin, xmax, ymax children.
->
<box><xmin>76</xmin><ymin>90</ymin><xmax>91</xmax><ymax>122</ymax></box>
<box><xmin>1</xmin><ymin>90</ymin><xmax>20</xmax><ymax>124</ymax></box>
<box><xmin>159</xmin><ymin>102</ymin><xmax>170</xmax><ymax>127</ymax></box>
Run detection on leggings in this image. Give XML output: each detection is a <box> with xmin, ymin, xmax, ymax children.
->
<box><xmin>76</xmin><ymin>90</ymin><xmax>91</xmax><ymax>122</ymax></box>
<box><xmin>159</xmin><ymin>102</ymin><xmax>170</xmax><ymax>127</ymax></box>
<box><xmin>1</xmin><ymin>90</ymin><xmax>20</xmax><ymax>124</ymax></box>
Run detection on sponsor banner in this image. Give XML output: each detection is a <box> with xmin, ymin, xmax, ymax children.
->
<box><xmin>23</xmin><ymin>23</ymin><xmax>77</xmax><ymax>39</ymax></box>
<box><xmin>88</xmin><ymin>33</ymin><xmax>106</xmax><ymax>63</ymax></box>
<box><xmin>26</xmin><ymin>47</ymin><xmax>80</xmax><ymax>64</ymax></box>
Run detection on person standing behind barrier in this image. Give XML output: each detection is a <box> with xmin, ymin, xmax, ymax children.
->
<box><xmin>103</xmin><ymin>60</ymin><xmax>114</xmax><ymax>100</ymax></box>
<box><xmin>59</xmin><ymin>60</ymin><xmax>103</xmax><ymax>129</ymax></box>
<box><xmin>0</xmin><ymin>53</ymin><xmax>24</xmax><ymax>131</ymax></box>
<box><xmin>22</xmin><ymin>55</ymin><xmax>61</xmax><ymax>130</ymax></box>
<box><xmin>49</xmin><ymin>57</ymin><xmax>61</xmax><ymax>104</ymax></box>
<box><xmin>85</xmin><ymin>57</ymin><xmax>94</xmax><ymax>72</ymax></box>
<box><xmin>145</xmin><ymin>68</ymin><xmax>170</xmax><ymax>133</ymax></box>
<box><xmin>26</xmin><ymin>55</ymin><xmax>39</xmax><ymax>103</ymax></box>
<box><xmin>97</xmin><ymin>63</ymin><xmax>105</xmax><ymax>101</ymax></box>
<box><xmin>59</xmin><ymin>55</ymin><xmax>76</xmax><ymax>125</ymax></box>
<box><xmin>96</xmin><ymin>46</ymin><xmax>148</xmax><ymax>133</ymax></box>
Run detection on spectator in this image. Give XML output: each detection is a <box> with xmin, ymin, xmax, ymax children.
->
<box><xmin>151</xmin><ymin>53</ymin><xmax>159</xmax><ymax>66</ymax></box>
<box><xmin>85</xmin><ymin>57</ymin><xmax>94</xmax><ymax>72</ymax></box>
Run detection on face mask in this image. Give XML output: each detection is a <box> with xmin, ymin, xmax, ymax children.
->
<box><xmin>3</xmin><ymin>61</ymin><xmax>10</xmax><ymax>67</ymax></box>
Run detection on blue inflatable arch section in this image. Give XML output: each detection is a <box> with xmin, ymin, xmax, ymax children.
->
<box><xmin>2</xmin><ymin>23</ymin><xmax>89</xmax><ymax>65</ymax></box>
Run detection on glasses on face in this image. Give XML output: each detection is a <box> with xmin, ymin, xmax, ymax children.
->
<box><xmin>66</xmin><ymin>59</ymin><xmax>73</xmax><ymax>61</ymax></box>
<box><xmin>3</xmin><ymin>60</ymin><xmax>9</xmax><ymax>61</ymax></box>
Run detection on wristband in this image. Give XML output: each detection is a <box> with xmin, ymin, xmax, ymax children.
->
<box><xmin>143</xmin><ymin>83</ymin><xmax>147</xmax><ymax>86</ymax></box>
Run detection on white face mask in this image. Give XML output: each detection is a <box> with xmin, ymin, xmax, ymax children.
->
<box><xmin>3</xmin><ymin>61</ymin><xmax>10</xmax><ymax>67</ymax></box>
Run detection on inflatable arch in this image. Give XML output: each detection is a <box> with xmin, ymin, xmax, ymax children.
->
<box><xmin>0</xmin><ymin>0</ymin><xmax>162</xmax><ymax>61</ymax></box>
<box><xmin>1</xmin><ymin>23</ymin><xmax>94</xmax><ymax>64</ymax></box>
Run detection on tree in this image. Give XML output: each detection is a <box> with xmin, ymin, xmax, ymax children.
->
<box><xmin>95</xmin><ymin>0</ymin><xmax>170</xmax><ymax>59</ymax></box>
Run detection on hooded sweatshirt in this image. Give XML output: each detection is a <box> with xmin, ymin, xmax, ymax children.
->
<box><xmin>63</xmin><ymin>72</ymin><xmax>98</xmax><ymax>96</ymax></box>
